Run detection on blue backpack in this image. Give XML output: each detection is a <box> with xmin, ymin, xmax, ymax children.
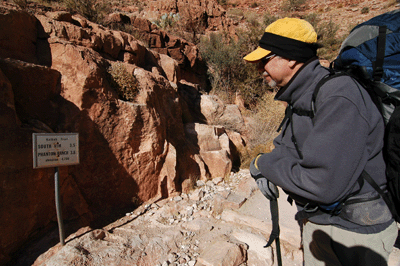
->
<box><xmin>334</xmin><ymin>9</ymin><xmax>400</xmax><ymax>124</ymax></box>
<box><xmin>319</xmin><ymin>9</ymin><xmax>400</xmax><ymax>222</ymax></box>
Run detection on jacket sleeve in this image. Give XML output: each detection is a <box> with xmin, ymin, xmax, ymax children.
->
<box><xmin>257</xmin><ymin>92</ymin><xmax>372</xmax><ymax>205</ymax></box>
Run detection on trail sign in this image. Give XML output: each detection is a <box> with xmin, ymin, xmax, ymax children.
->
<box><xmin>33</xmin><ymin>133</ymin><xmax>79</xmax><ymax>169</ymax></box>
<box><xmin>32</xmin><ymin>133</ymin><xmax>80</xmax><ymax>245</ymax></box>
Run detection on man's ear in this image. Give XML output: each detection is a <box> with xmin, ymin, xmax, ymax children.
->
<box><xmin>288</xmin><ymin>60</ymin><xmax>304</xmax><ymax>74</ymax></box>
<box><xmin>287</xmin><ymin>60</ymin><xmax>298</xmax><ymax>68</ymax></box>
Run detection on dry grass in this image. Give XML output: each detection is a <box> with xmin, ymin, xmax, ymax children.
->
<box><xmin>240</xmin><ymin>92</ymin><xmax>286</xmax><ymax>167</ymax></box>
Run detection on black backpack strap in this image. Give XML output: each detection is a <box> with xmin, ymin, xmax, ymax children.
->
<box><xmin>312</xmin><ymin>71</ymin><xmax>350</xmax><ymax>114</ymax></box>
<box><xmin>292</xmin><ymin>108</ymin><xmax>314</xmax><ymax>118</ymax></box>
<box><xmin>294</xmin><ymin>177</ymin><xmax>364</xmax><ymax>221</ymax></box>
<box><xmin>277</xmin><ymin>105</ymin><xmax>306</xmax><ymax>159</ymax></box>
<box><xmin>373</xmin><ymin>25</ymin><xmax>387</xmax><ymax>82</ymax></box>
<box><xmin>277</xmin><ymin>105</ymin><xmax>315</xmax><ymax>132</ymax></box>
<box><xmin>361</xmin><ymin>170</ymin><xmax>398</xmax><ymax>220</ymax></box>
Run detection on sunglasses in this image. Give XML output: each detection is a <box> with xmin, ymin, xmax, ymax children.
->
<box><xmin>260</xmin><ymin>54</ymin><xmax>276</xmax><ymax>65</ymax></box>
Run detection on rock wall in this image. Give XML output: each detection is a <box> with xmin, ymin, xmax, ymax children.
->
<box><xmin>147</xmin><ymin>0</ymin><xmax>227</xmax><ymax>31</ymax></box>
<box><xmin>0</xmin><ymin>4</ymin><xmax>246</xmax><ymax>264</ymax></box>
<box><xmin>104</xmin><ymin>12</ymin><xmax>210</xmax><ymax>90</ymax></box>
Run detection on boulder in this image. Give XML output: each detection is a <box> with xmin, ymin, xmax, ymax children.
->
<box><xmin>196</xmin><ymin>240</ymin><xmax>247</xmax><ymax>266</ymax></box>
<box><xmin>200</xmin><ymin>94</ymin><xmax>246</xmax><ymax>133</ymax></box>
<box><xmin>185</xmin><ymin>123</ymin><xmax>234</xmax><ymax>180</ymax></box>
<box><xmin>0</xmin><ymin>58</ymin><xmax>62</xmax><ymax>127</ymax></box>
<box><xmin>0</xmin><ymin>9</ymin><xmax>38</xmax><ymax>64</ymax></box>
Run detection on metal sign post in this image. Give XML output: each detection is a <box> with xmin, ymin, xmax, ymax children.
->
<box><xmin>54</xmin><ymin>166</ymin><xmax>65</xmax><ymax>245</ymax></box>
<box><xmin>32</xmin><ymin>133</ymin><xmax>79</xmax><ymax>246</ymax></box>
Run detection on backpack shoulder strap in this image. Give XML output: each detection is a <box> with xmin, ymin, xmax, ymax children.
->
<box><xmin>312</xmin><ymin>69</ymin><xmax>350</xmax><ymax>114</ymax></box>
<box><xmin>373</xmin><ymin>25</ymin><xmax>387</xmax><ymax>82</ymax></box>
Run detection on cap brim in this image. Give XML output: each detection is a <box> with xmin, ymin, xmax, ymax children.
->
<box><xmin>243</xmin><ymin>47</ymin><xmax>271</xmax><ymax>62</ymax></box>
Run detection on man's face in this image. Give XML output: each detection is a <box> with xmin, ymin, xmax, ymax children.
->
<box><xmin>257</xmin><ymin>54</ymin><xmax>296</xmax><ymax>89</ymax></box>
<box><xmin>257</xmin><ymin>54</ymin><xmax>277</xmax><ymax>88</ymax></box>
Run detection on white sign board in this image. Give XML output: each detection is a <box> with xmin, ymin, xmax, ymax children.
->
<box><xmin>33</xmin><ymin>133</ymin><xmax>79</xmax><ymax>169</ymax></box>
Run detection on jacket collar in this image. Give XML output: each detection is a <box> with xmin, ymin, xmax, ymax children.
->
<box><xmin>275</xmin><ymin>57</ymin><xmax>320</xmax><ymax>104</ymax></box>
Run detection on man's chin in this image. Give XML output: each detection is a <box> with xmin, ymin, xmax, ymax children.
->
<box><xmin>268</xmin><ymin>80</ymin><xmax>277</xmax><ymax>88</ymax></box>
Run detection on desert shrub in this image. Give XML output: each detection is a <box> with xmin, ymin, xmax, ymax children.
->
<box><xmin>218</xmin><ymin>0</ymin><xmax>227</xmax><ymax>5</ymax></box>
<box><xmin>12</xmin><ymin>0</ymin><xmax>27</xmax><ymax>8</ymax></box>
<box><xmin>250</xmin><ymin>2</ymin><xmax>258</xmax><ymax>8</ymax></box>
<box><xmin>317</xmin><ymin>19</ymin><xmax>343</xmax><ymax>61</ymax></box>
<box><xmin>281</xmin><ymin>0</ymin><xmax>308</xmax><ymax>12</ymax></box>
<box><xmin>199</xmin><ymin>29</ymin><xmax>267</xmax><ymax>105</ymax></box>
<box><xmin>302</xmin><ymin>13</ymin><xmax>320</xmax><ymax>29</ymax></box>
<box><xmin>387</xmin><ymin>0</ymin><xmax>399</xmax><ymax>7</ymax></box>
<box><xmin>227</xmin><ymin>8</ymin><xmax>244</xmax><ymax>17</ymax></box>
<box><xmin>263</xmin><ymin>12</ymin><xmax>280</xmax><ymax>27</ymax></box>
<box><xmin>62</xmin><ymin>0</ymin><xmax>111</xmax><ymax>24</ymax></box>
<box><xmin>302</xmin><ymin>13</ymin><xmax>344</xmax><ymax>61</ymax></box>
<box><xmin>107</xmin><ymin>62</ymin><xmax>139</xmax><ymax>102</ymax></box>
<box><xmin>244</xmin><ymin>11</ymin><xmax>261</xmax><ymax>28</ymax></box>
<box><xmin>198</xmin><ymin>11</ymin><xmax>282</xmax><ymax>107</ymax></box>
<box><xmin>199</xmin><ymin>32</ymin><xmax>241</xmax><ymax>102</ymax></box>
<box><xmin>319</xmin><ymin>19</ymin><xmax>340</xmax><ymax>46</ymax></box>
<box><xmin>361</xmin><ymin>7</ymin><xmax>369</xmax><ymax>14</ymax></box>
<box><xmin>240</xmin><ymin>92</ymin><xmax>286</xmax><ymax>167</ymax></box>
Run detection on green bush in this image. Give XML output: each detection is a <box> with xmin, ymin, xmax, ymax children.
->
<box><xmin>107</xmin><ymin>62</ymin><xmax>139</xmax><ymax>102</ymax></box>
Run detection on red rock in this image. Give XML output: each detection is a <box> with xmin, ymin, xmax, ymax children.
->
<box><xmin>0</xmin><ymin>9</ymin><xmax>38</xmax><ymax>64</ymax></box>
<box><xmin>0</xmin><ymin>6</ymin><xmax>247</xmax><ymax>264</ymax></box>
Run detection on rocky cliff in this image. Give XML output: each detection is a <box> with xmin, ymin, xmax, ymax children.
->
<box><xmin>0</xmin><ymin>2</ymin><xmax>246</xmax><ymax>264</ymax></box>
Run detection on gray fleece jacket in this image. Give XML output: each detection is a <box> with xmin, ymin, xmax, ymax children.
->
<box><xmin>257</xmin><ymin>58</ymin><xmax>393</xmax><ymax>233</ymax></box>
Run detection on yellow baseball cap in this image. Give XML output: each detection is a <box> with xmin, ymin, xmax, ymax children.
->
<box><xmin>244</xmin><ymin>17</ymin><xmax>318</xmax><ymax>62</ymax></box>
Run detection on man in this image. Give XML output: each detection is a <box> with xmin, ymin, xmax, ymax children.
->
<box><xmin>244</xmin><ymin>17</ymin><xmax>397</xmax><ymax>265</ymax></box>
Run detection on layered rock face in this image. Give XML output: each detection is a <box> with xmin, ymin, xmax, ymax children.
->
<box><xmin>147</xmin><ymin>0</ymin><xmax>227</xmax><ymax>30</ymax></box>
<box><xmin>0</xmin><ymin>4</ymin><xmax>246</xmax><ymax>264</ymax></box>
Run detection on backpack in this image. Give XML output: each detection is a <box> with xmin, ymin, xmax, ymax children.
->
<box><xmin>314</xmin><ymin>9</ymin><xmax>400</xmax><ymax>222</ymax></box>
